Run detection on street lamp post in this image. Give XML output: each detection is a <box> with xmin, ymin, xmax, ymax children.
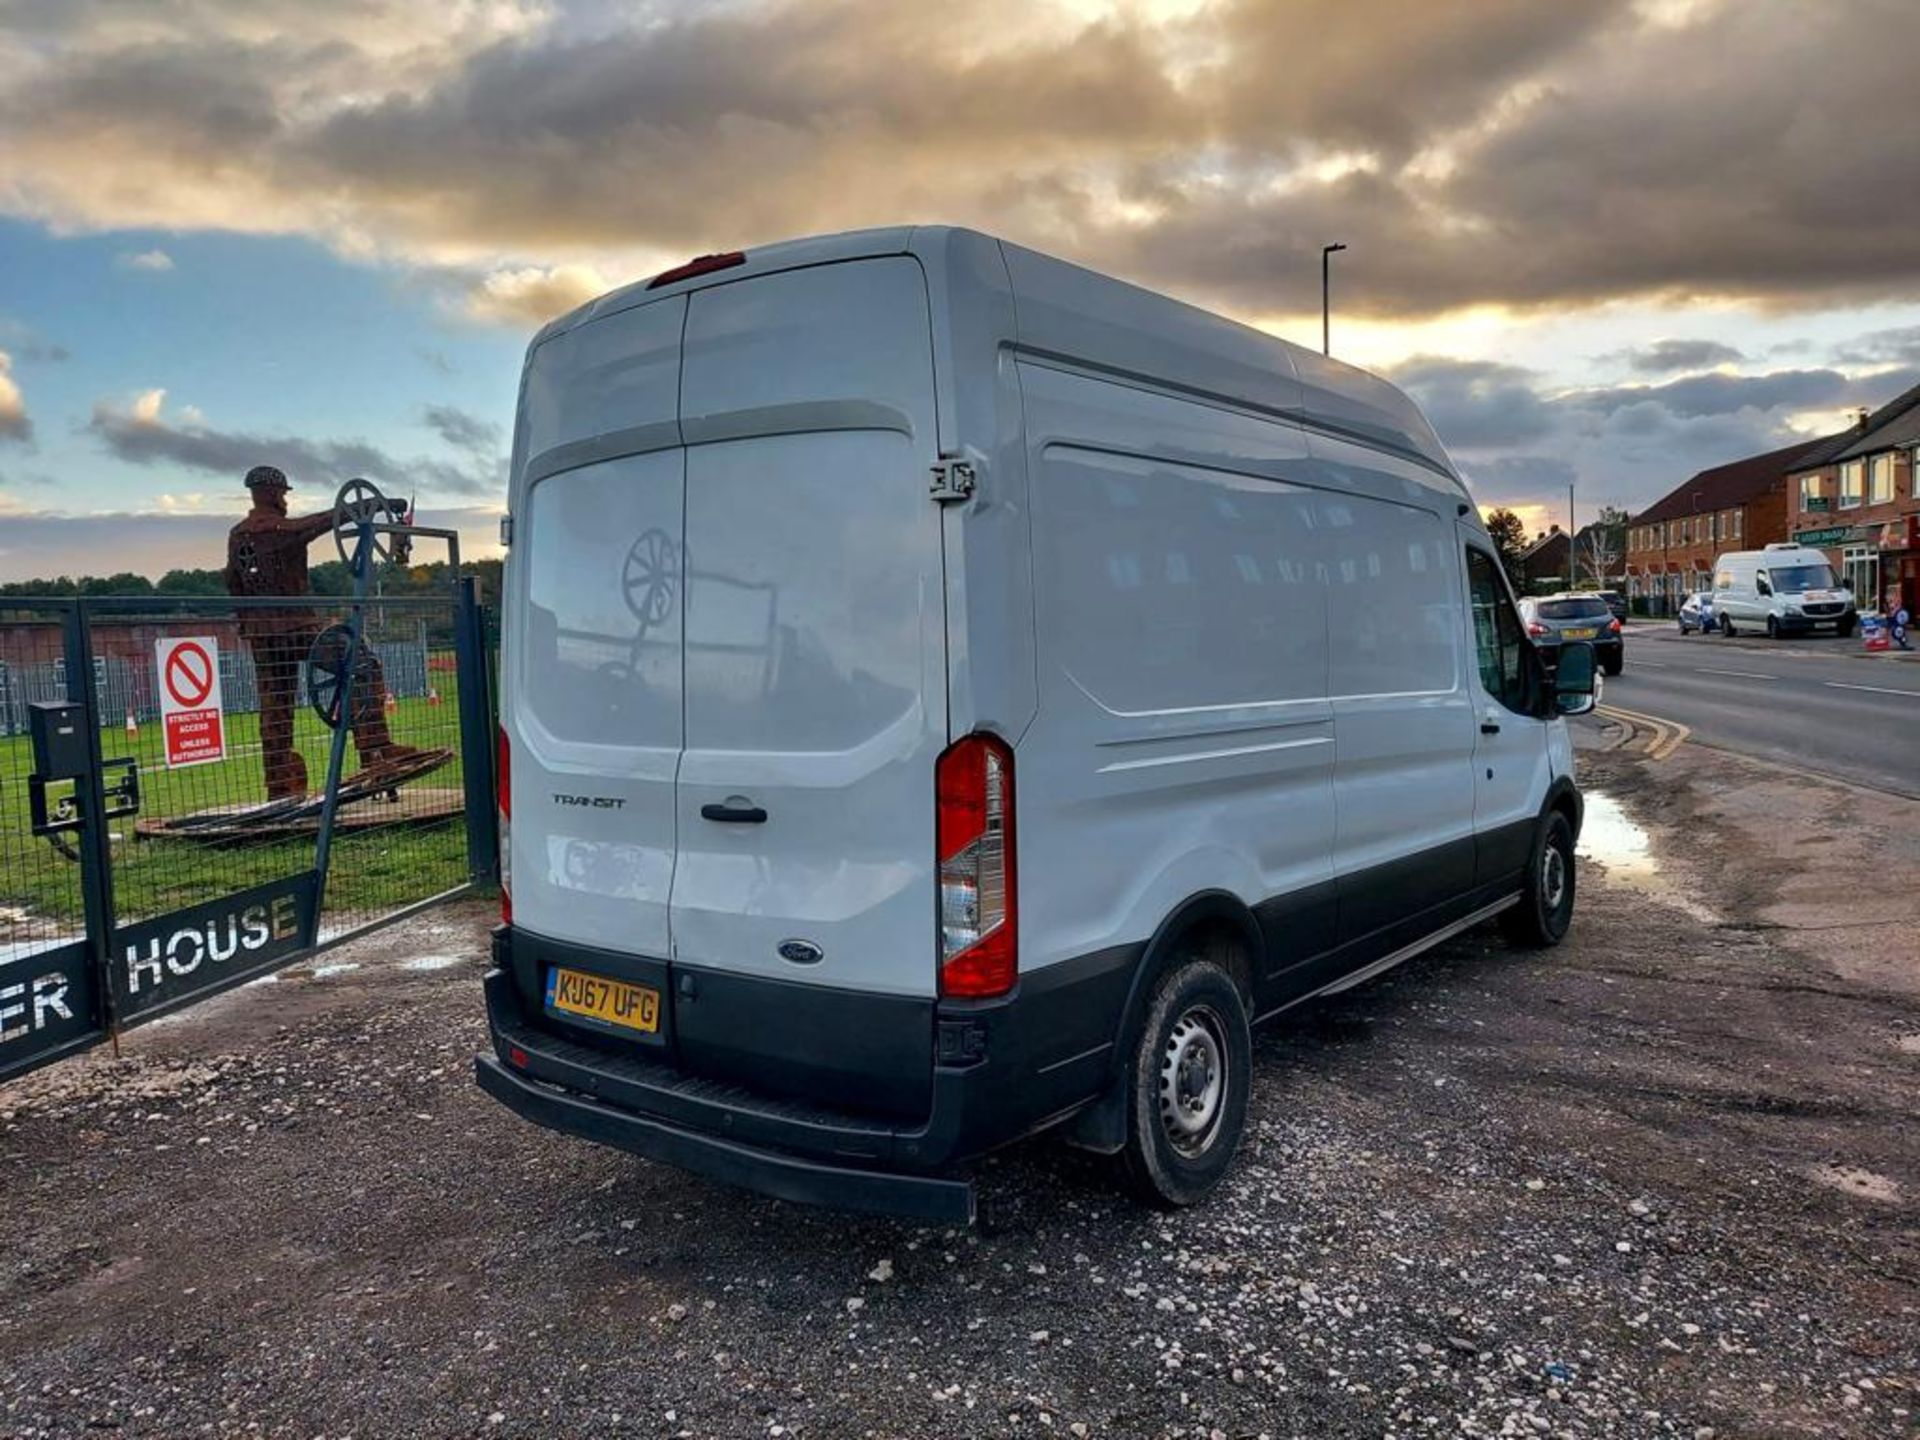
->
<box><xmin>1568</xmin><ymin>481</ymin><xmax>1577</xmax><ymax>590</ymax></box>
<box><xmin>1322</xmin><ymin>243</ymin><xmax>1347</xmax><ymax>356</ymax></box>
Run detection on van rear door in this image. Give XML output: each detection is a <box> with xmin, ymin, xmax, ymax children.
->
<box><xmin>669</xmin><ymin>259</ymin><xmax>949</xmax><ymax>1003</ymax></box>
<box><xmin>507</xmin><ymin>297</ymin><xmax>686</xmax><ymax>957</ymax></box>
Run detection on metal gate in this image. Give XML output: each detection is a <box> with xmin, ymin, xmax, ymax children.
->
<box><xmin>0</xmin><ymin>484</ymin><xmax>498</xmax><ymax>1082</ymax></box>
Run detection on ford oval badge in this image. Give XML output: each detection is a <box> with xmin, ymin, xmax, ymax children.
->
<box><xmin>777</xmin><ymin>939</ymin><xmax>824</xmax><ymax>966</ymax></box>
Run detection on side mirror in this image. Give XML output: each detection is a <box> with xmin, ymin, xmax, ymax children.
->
<box><xmin>1553</xmin><ymin>640</ymin><xmax>1598</xmax><ymax>717</ymax></box>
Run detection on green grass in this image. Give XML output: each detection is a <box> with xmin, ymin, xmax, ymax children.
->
<box><xmin>2</xmin><ymin>696</ymin><xmax>477</xmax><ymax>932</ymax></box>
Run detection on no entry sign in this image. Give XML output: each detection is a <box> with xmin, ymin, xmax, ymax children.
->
<box><xmin>155</xmin><ymin>636</ymin><xmax>227</xmax><ymax>768</ymax></box>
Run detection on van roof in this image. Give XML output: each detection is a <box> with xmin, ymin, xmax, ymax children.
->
<box><xmin>532</xmin><ymin>225</ymin><xmax>1464</xmax><ymax>494</ymax></box>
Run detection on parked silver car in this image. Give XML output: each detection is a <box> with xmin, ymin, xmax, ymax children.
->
<box><xmin>1677</xmin><ymin>590</ymin><xmax>1717</xmax><ymax>634</ymax></box>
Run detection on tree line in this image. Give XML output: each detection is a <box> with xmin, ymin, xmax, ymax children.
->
<box><xmin>1</xmin><ymin>558</ymin><xmax>503</xmax><ymax>604</ymax></box>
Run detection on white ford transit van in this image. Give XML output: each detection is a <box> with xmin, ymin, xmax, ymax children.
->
<box><xmin>1711</xmin><ymin>544</ymin><xmax>1857</xmax><ymax>638</ymax></box>
<box><xmin>476</xmin><ymin>228</ymin><xmax>1595</xmax><ymax>1221</ymax></box>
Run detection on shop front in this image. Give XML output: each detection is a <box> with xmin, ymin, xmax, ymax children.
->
<box><xmin>1794</xmin><ymin>516</ymin><xmax>1920</xmax><ymax>615</ymax></box>
<box><xmin>1877</xmin><ymin>514</ymin><xmax>1919</xmax><ymax>617</ymax></box>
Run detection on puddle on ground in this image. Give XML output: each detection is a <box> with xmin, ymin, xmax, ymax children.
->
<box><xmin>1808</xmin><ymin>1163</ymin><xmax>1902</xmax><ymax>1205</ymax></box>
<box><xmin>307</xmin><ymin>961</ymin><xmax>362</xmax><ymax>979</ymax></box>
<box><xmin>399</xmin><ymin>954</ymin><xmax>461</xmax><ymax>972</ymax></box>
<box><xmin>1577</xmin><ymin>791</ymin><xmax>1719</xmax><ymax>924</ymax></box>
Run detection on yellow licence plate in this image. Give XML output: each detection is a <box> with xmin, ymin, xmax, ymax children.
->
<box><xmin>1565</xmin><ymin>627</ymin><xmax>1597</xmax><ymax>639</ymax></box>
<box><xmin>545</xmin><ymin>967</ymin><xmax>660</xmax><ymax>1035</ymax></box>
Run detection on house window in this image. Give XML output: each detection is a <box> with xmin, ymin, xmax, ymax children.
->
<box><xmin>1800</xmin><ymin>475</ymin><xmax>1824</xmax><ymax>511</ymax></box>
<box><xmin>1733</xmin><ymin>509</ymin><xmax>1742</xmax><ymax>538</ymax></box>
<box><xmin>1839</xmin><ymin>460</ymin><xmax>1864</xmax><ymax>509</ymax></box>
<box><xmin>1869</xmin><ymin>454</ymin><xmax>1893</xmax><ymax>505</ymax></box>
<box><xmin>1843</xmin><ymin>545</ymin><xmax>1878</xmax><ymax>604</ymax></box>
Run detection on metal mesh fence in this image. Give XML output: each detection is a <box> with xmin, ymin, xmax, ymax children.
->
<box><xmin>0</xmin><ymin>592</ymin><xmax>486</xmax><ymax>967</ymax></box>
<box><xmin>0</xmin><ymin>605</ymin><xmax>84</xmax><ymax>968</ymax></box>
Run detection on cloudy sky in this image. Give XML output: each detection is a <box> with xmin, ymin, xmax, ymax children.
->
<box><xmin>2</xmin><ymin>0</ymin><xmax>1918</xmax><ymax>580</ymax></box>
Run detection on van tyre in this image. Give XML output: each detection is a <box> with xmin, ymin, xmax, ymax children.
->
<box><xmin>1720</xmin><ymin>615</ymin><xmax>1736</xmax><ymax>637</ymax></box>
<box><xmin>1119</xmin><ymin>959</ymin><xmax>1252</xmax><ymax>1208</ymax></box>
<box><xmin>1501</xmin><ymin>810</ymin><xmax>1576</xmax><ymax>949</ymax></box>
<box><xmin>1766</xmin><ymin>616</ymin><xmax>1781</xmax><ymax>640</ymax></box>
<box><xmin>1837</xmin><ymin>617</ymin><xmax>1856</xmax><ymax>638</ymax></box>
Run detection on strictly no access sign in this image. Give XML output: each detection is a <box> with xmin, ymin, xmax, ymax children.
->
<box><xmin>155</xmin><ymin>636</ymin><xmax>227</xmax><ymax>768</ymax></box>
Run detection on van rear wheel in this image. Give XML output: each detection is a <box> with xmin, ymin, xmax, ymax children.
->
<box><xmin>1119</xmin><ymin>959</ymin><xmax>1251</xmax><ymax>1208</ymax></box>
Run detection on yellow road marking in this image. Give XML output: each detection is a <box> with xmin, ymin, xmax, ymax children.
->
<box><xmin>1596</xmin><ymin>703</ymin><xmax>1691</xmax><ymax>761</ymax></box>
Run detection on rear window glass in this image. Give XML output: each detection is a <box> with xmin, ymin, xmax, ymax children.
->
<box><xmin>520</xmin><ymin>455</ymin><xmax>683</xmax><ymax>748</ymax></box>
<box><xmin>1537</xmin><ymin>598</ymin><xmax>1610</xmax><ymax>619</ymax></box>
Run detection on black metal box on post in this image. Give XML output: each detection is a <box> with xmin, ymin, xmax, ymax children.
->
<box><xmin>27</xmin><ymin>700</ymin><xmax>90</xmax><ymax>781</ymax></box>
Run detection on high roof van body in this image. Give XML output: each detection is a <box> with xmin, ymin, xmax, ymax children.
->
<box><xmin>1711</xmin><ymin>543</ymin><xmax>1858</xmax><ymax>639</ymax></box>
<box><xmin>475</xmin><ymin>228</ymin><xmax>1592</xmax><ymax>1220</ymax></box>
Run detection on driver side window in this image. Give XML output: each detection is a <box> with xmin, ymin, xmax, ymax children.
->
<box><xmin>1756</xmin><ymin>571</ymin><xmax>1773</xmax><ymax>597</ymax></box>
<box><xmin>1466</xmin><ymin>547</ymin><xmax>1532</xmax><ymax>714</ymax></box>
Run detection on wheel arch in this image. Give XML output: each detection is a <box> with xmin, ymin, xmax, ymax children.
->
<box><xmin>1542</xmin><ymin>774</ymin><xmax>1583</xmax><ymax>844</ymax></box>
<box><xmin>1063</xmin><ymin>889</ymin><xmax>1261</xmax><ymax>1155</ymax></box>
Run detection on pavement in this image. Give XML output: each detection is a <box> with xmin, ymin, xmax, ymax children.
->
<box><xmin>0</xmin><ymin>737</ymin><xmax>1914</xmax><ymax>1438</ymax></box>
<box><xmin>1602</xmin><ymin>622</ymin><xmax>1920</xmax><ymax>796</ymax></box>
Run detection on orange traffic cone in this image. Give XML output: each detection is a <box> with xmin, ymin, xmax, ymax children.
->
<box><xmin>427</xmin><ymin>687</ymin><xmax>442</xmax><ymax>706</ymax></box>
<box><xmin>125</xmin><ymin>709</ymin><xmax>138</xmax><ymax>736</ymax></box>
<box><xmin>384</xmin><ymin>692</ymin><xmax>399</xmax><ymax>713</ymax></box>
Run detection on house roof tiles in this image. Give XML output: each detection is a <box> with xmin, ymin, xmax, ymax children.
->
<box><xmin>1632</xmin><ymin>435</ymin><xmax>1840</xmax><ymax>527</ymax></box>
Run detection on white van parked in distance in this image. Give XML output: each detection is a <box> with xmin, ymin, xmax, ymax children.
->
<box><xmin>476</xmin><ymin>227</ymin><xmax>1600</xmax><ymax>1222</ymax></box>
<box><xmin>1712</xmin><ymin>544</ymin><xmax>1858</xmax><ymax>639</ymax></box>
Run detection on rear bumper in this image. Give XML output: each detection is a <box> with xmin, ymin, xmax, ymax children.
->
<box><xmin>475</xmin><ymin>1054</ymin><xmax>974</xmax><ymax>1223</ymax></box>
<box><xmin>475</xmin><ymin>925</ymin><xmax>1136</xmax><ymax>1221</ymax></box>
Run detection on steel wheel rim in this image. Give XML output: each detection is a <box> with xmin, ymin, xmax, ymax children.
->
<box><xmin>1542</xmin><ymin>841</ymin><xmax>1569</xmax><ymax>913</ymax></box>
<box><xmin>1159</xmin><ymin>1004</ymin><xmax>1229</xmax><ymax>1157</ymax></box>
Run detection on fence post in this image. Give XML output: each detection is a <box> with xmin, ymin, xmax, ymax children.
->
<box><xmin>452</xmin><ymin>575</ymin><xmax>499</xmax><ymax>884</ymax></box>
<box><xmin>64</xmin><ymin>602</ymin><xmax>123</xmax><ymax>1047</ymax></box>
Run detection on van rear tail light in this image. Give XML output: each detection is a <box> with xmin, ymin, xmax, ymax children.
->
<box><xmin>936</xmin><ymin>734</ymin><xmax>1016</xmax><ymax>999</ymax></box>
<box><xmin>497</xmin><ymin>725</ymin><xmax>512</xmax><ymax>925</ymax></box>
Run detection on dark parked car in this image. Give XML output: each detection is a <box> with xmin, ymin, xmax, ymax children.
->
<box><xmin>1595</xmin><ymin>590</ymin><xmax>1628</xmax><ymax>625</ymax></box>
<box><xmin>1521</xmin><ymin>593</ymin><xmax>1624</xmax><ymax>675</ymax></box>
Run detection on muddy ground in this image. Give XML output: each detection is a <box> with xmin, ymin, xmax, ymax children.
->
<box><xmin>0</xmin><ymin>728</ymin><xmax>1913</xmax><ymax>1439</ymax></box>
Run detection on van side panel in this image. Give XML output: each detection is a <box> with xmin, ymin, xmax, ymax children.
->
<box><xmin>1298</xmin><ymin>435</ymin><xmax>1478</xmax><ymax>943</ymax></box>
<box><xmin>1016</xmin><ymin>361</ymin><xmax>1338</xmax><ymax>1015</ymax></box>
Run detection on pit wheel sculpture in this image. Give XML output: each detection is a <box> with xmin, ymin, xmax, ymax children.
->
<box><xmin>306</xmin><ymin>622</ymin><xmax>381</xmax><ymax>731</ymax></box>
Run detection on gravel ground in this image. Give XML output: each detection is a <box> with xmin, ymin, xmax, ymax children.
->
<box><xmin>0</xmin><ymin>734</ymin><xmax>1913</xmax><ymax>1438</ymax></box>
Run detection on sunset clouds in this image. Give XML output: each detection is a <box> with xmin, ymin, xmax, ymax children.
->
<box><xmin>5</xmin><ymin>0</ymin><xmax>1916</xmax><ymax>324</ymax></box>
<box><xmin>2</xmin><ymin>0</ymin><xmax>1918</xmax><ymax>579</ymax></box>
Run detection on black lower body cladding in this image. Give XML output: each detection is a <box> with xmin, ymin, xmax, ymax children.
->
<box><xmin>479</xmin><ymin>925</ymin><xmax>1140</xmax><ymax>1210</ymax></box>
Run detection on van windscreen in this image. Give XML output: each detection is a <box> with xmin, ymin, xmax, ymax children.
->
<box><xmin>1764</xmin><ymin>563</ymin><xmax>1836</xmax><ymax>593</ymax></box>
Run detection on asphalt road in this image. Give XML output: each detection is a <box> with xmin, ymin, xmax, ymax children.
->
<box><xmin>1604</xmin><ymin>621</ymin><xmax>1920</xmax><ymax>795</ymax></box>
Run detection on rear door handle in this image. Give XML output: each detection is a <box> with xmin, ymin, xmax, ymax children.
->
<box><xmin>701</xmin><ymin>800</ymin><xmax>768</xmax><ymax>824</ymax></box>
<box><xmin>1481</xmin><ymin>720</ymin><xmax>1502</xmax><ymax>735</ymax></box>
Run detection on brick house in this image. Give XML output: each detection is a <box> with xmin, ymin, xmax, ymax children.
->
<box><xmin>1516</xmin><ymin>528</ymin><xmax>1570</xmax><ymax>593</ymax></box>
<box><xmin>1783</xmin><ymin>381</ymin><xmax>1920</xmax><ymax>617</ymax></box>
<box><xmin>1624</xmin><ymin>437</ymin><xmax>1841</xmax><ymax>616</ymax></box>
